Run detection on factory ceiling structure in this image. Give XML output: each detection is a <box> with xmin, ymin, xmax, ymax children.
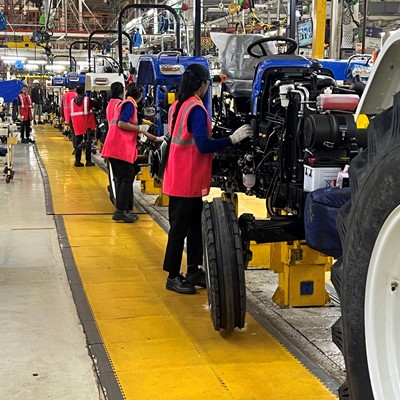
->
<box><xmin>0</xmin><ymin>0</ymin><xmax>399</xmax><ymax>75</ymax></box>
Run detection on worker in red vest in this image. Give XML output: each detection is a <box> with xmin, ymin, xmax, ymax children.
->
<box><xmin>102</xmin><ymin>83</ymin><xmax>161</xmax><ymax>223</ymax></box>
<box><xmin>18</xmin><ymin>85</ymin><xmax>34</xmax><ymax>143</ymax></box>
<box><xmin>162</xmin><ymin>64</ymin><xmax>252</xmax><ymax>294</ymax></box>
<box><xmin>60</xmin><ymin>87</ymin><xmax>76</xmax><ymax>127</ymax></box>
<box><xmin>70</xmin><ymin>85</ymin><xmax>97</xmax><ymax>167</ymax></box>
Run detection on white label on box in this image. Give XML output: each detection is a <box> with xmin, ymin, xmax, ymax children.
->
<box><xmin>304</xmin><ymin>166</ymin><xmax>341</xmax><ymax>192</ymax></box>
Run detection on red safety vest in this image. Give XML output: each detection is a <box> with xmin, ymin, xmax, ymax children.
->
<box><xmin>18</xmin><ymin>94</ymin><xmax>32</xmax><ymax>121</ymax></box>
<box><xmin>106</xmin><ymin>98</ymin><xmax>122</xmax><ymax>122</ymax></box>
<box><xmin>61</xmin><ymin>90</ymin><xmax>76</xmax><ymax>124</ymax></box>
<box><xmin>70</xmin><ymin>96</ymin><xmax>96</xmax><ymax>135</ymax></box>
<box><xmin>101</xmin><ymin>97</ymin><xmax>139</xmax><ymax>163</ymax></box>
<box><xmin>163</xmin><ymin>96</ymin><xmax>213</xmax><ymax>197</ymax></box>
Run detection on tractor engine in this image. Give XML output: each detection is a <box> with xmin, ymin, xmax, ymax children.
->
<box><xmin>211</xmin><ymin>64</ymin><xmax>367</xmax><ymax>218</ymax></box>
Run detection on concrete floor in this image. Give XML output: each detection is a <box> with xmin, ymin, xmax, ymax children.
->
<box><xmin>0</xmin><ymin>140</ymin><xmax>102</xmax><ymax>400</ymax></box>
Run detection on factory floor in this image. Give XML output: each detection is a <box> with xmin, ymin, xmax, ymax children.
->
<box><xmin>0</xmin><ymin>123</ymin><xmax>344</xmax><ymax>399</ymax></box>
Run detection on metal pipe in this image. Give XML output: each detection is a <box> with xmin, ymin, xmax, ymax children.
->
<box><xmin>69</xmin><ymin>39</ymin><xmax>102</xmax><ymax>72</ymax></box>
<box><xmin>288</xmin><ymin>0</ymin><xmax>296</xmax><ymax>39</ymax></box>
<box><xmin>88</xmin><ymin>30</ymin><xmax>132</xmax><ymax>72</ymax></box>
<box><xmin>361</xmin><ymin>0</ymin><xmax>368</xmax><ymax>53</ymax></box>
<box><xmin>118</xmin><ymin>3</ymin><xmax>181</xmax><ymax>75</ymax></box>
<box><xmin>194</xmin><ymin>0</ymin><xmax>201</xmax><ymax>56</ymax></box>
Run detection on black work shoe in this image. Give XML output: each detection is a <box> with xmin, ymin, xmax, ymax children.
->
<box><xmin>112</xmin><ymin>210</ymin><xmax>138</xmax><ymax>223</ymax></box>
<box><xmin>28</xmin><ymin>138</ymin><xmax>35</xmax><ymax>143</ymax></box>
<box><xmin>86</xmin><ymin>161</ymin><xmax>95</xmax><ymax>167</ymax></box>
<box><xmin>74</xmin><ymin>161</ymin><xmax>84</xmax><ymax>167</ymax></box>
<box><xmin>166</xmin><ymin>274</ymin><xmax>196</xmax><ymax>294</ymax></box>
<box><xmin>185</xmin><ymin>269</ymin><xmax>207</xmax><ymax>288</ymax></box>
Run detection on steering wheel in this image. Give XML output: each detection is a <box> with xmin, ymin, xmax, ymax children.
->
<box><xmin>247</xmin><ymin>36</ymin><xmax>298</xmax><ymax>58</ymax></box>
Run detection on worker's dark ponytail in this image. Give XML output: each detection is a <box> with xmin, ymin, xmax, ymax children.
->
<box><xmin>170</xmin><ymin>64</ymin><xmax>209</xmax><ymax>135</ymax></box>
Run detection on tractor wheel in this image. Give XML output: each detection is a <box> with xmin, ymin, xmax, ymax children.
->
<box><xmin>202</xmin><ymin>198</ymin><xmax>246</xmax><ymax>332</ymax></box>
<box><xmin>332</xmin><ymin>96</ymin><xmax>400</xmax><ymax>399</ymax></box>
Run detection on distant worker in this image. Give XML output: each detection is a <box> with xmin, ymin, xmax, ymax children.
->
<box><xmin>60</xmin><ymin>86</ymin><xmax>76</xmax><ymax>127</ymax></box>
<box><xmin>18</xmin><ymin>85</ymin><xmax>34</xmax><ymax>144</ymax></box>
<box><xmin>31</xmin><ymin>79</ymin><xmax>45</xmax><ymax>125</ymax></box>
<box><xmin>70</xmin><ymin>85</ymin><xmax>97</xmax><ymax>167</ymax></box>
<box><xmin>126</xmin><ymin>66</ymin><xmax>137</xmax><ymax>86</ymax></box>
<box><xmin>102</xmin><ymin>83</ymin><xmax>162</xmax><ymax>223</ymax></box>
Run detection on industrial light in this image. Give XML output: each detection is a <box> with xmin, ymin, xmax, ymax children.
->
<box><xmin>27</xmin><ymin>59</ymin><xmax>47</xmax><ymax>65</ymax></box>
<box><xmin>1</xmin><ymin>56</ymin><xmax>27</xmax><ymax>61</ymax></box>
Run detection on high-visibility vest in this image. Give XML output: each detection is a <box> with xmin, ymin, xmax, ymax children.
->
<box><xmin>106</xmin><ymin>98</ymin><xmax>122</xmax><ymax>122</ymax></box>
<box><xmin>101</xmin><ymin>97</ymin><xmax>138</xmax><ymax>163</ymax></box>
<box><xmin>162</xmin><ymin>96</ymin><xmax>213</xmax><ymax>197</ymax></box>
<box><xmin>18</xmin><ymin>94</ymin><xmax>32</xmax><ymax>121</ymax></box>
<box><xmin>61</xmin><ymin>91</ymin><xmax>76</xmax><ymax>124</ymax></box>
<box><xmin>70</xmin><ymin>96</ymin><xmax>96</xmax><ymax>135</ymax></box>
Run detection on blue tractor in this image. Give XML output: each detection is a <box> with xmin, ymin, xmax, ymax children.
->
<box><xmin>203</xmin><ymin>35</ymin><xmax>366</xmax><ymax>338</ymax></box>
<box><xmin>136</xmin><ymin>51</ymin><xmax>212</xmax><ymax>173</ymax></box>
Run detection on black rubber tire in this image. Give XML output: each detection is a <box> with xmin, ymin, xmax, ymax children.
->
<box><xmin>332</xmin><ymin>98</ymin><xmax>400</xmax><ymax>399</ymax></box>
<box><xmin>202</xmin><ymin>198</ymin><xmax>246</xmax><ymax>332</ymax></box>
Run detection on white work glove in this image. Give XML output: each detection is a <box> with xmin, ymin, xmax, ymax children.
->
<box><xmin>139</xmin><ymin>124</ymin><xmax>150</xmax><ymax>133</ymax></box>
<box><xmin>229</xmin><ymin>124</ymin><xmax>253</xmax><ymax>145</ymax></box>
<box><xmin>18</xmin><ymin>115</ymin><xmax>23</xmax><ymax>121</ymax></box>
<box><xmin>156</xmin><ymin>135</ymin><xmax>166</xmax><ymax>142</ymax></box>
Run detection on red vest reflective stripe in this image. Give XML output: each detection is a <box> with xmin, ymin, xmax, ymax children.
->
<box><xmin>18</xmin><ymin>94</ymin><xmax>32</xmax><ymax>121</ymax></box>
<box><xmin>106</xmin><ymin>98</ymin><xmax>122</xmax><ymax>122</ymax></box>
<box><xmin>70</xmin><ymin>97</ymin><xmax>96</xmax><ymax>135</ymax></box>
<box><xmin>101</xmin><ymin>97</ymin><xmax>138</xmax><ymax>163</ymax></box>
<box><xmin>61</xmin><ymin>91</ymin><xmax>76</xmax><ymax>124</ymax></box>
<box><xmin>163</xmin><ymin>96</ymin><xmax>213</xmax><ymax>197</ymax></box>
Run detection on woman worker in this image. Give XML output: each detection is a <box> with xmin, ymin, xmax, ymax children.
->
<box><xmin>162</xmin><ymin>64</ymin><xmax>253</xmax><ymax>294</ymax></box>
<box><xmin>102</xmin><ymin>83</ymin><xmax>160</xmax><ymax>223</ymax></box>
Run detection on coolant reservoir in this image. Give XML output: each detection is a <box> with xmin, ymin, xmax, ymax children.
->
<box><xmin>243</xmin><ymin>174</ymin><xmax>255</xmax><ymax>189</ymax></box>
<box><xmin>318</xmin><ymin>94</ymin><xmax>359</xmax><ymax>111</ymax></box>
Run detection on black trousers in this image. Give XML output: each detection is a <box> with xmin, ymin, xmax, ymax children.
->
<box><xmin>73</xmin><ymin>134</ymin><xmax>92</xmax><ymax>163</ymax></box>
<box><xmin>163</xmin><ymin>196</ymin><xmax>204</xmax><ymax>276</ymax></box>
<box><xmin>109</xmin><ymin>157</ymin><xmax>136</xmax><ymax>211</ymax></box>
<box><xmin>20</xmin><ymin>120</ymin><xmax>31</xmax><ymax>140</ymax></box>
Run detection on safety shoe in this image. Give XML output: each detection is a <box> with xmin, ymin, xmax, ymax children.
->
<box><xmin>112</xmin><ymin>210</ymin><xmax>138</xmax><ymax>223</ymax></box>
<box><xmin>166</xmin><ymin>274</ymin><xmax>196</xmax><ymax>294</ymax></box>
<box><xmin>74</xmin><ymin>161</ymin><xmax>84</xmax><ymax>167</ymax></box>
<box><xmin>185</xmin><ymin>269</ymin><xmax>207</xmax><ymax>288</ymax></box>
<box><xmin>86</xmin><ymin>161</ymin><xmax>95</xmax><ymax>167</ymax></box>
<box><xmin>28</xmin><ymin>138</ymin><xmax>35</xmax><ymax>143</ymax></box>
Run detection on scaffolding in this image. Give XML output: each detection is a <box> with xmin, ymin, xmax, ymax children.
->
<box><xmin>0</xmin><ymin>0</ymin><xmax>116</xmax><ymax>35</ymax></box>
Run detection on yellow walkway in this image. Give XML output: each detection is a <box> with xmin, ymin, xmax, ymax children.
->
<box><xmin>36</xmin><ymin>125</ymin><xmax>337</xmax><ymax>400</ymax></box>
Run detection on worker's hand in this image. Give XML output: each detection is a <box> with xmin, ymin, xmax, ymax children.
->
<box><xmin>229</xmin><ymin>124</ymin><xmax>253</xmax><ymax>145</ymax></box>
<box><xmin>18</xmin><ymin>115</ymin><xmax>23</xmax><ymax>121</ymax></box>
<box><xmin>139</xmin><ymin>124</ymin><xmax>150</xmax><ymax>133</ymax></box>
<box><xmin>156</xmin><ymin>135</ymin><xmax>166</xmax><ymax>142</ymax></box>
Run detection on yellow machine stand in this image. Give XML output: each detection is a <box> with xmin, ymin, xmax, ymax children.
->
<box><xmin>248</xmin><ymin>242</ymin><xmax>271</xmax><ymax>269</ymax></box>
<box><xmin>270</xmin><ymin>241</ymin><xmax>332</xmax><ymax>307</ymax></box>
<box><xmin>137</xmin><ymin>166</ymin><xmax>169</xmax><ymax>206</ymax></box>
<box><xmin>137</xmin><ymin>166</ymin><xmax>159</xmax><ymax>195</ymax></box>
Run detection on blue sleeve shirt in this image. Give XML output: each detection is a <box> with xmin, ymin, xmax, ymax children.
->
<box><xmin>119</xmin><ymin>102</ymin><xmax>135</xmax><ymax>123</ymax></box>
<box><xmin>187</xmin><ymin>105</ymin><xmax>231</xmax><ymax>153</ymax></box>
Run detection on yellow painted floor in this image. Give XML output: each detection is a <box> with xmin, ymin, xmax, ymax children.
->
<box><xmin>36</xmin><ymin>125</ymin><xmax>337</xmax><ymax>399</ymax></box>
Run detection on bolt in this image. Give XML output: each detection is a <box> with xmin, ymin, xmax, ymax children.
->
<box><xmin>391</xmin><ymin>281</ymin><xmax>398</xmax><ymax>292</ymax></box>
